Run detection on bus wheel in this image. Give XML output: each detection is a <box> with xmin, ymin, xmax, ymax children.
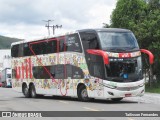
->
<box><xmin>78</xmin><ymin>85</ymin><xmax>89</xmax><ymax>102</ymax></box>
<box><xmin>22</xmin><ymin>84</ymin><xmax>30</xmax><ymax>98</ymax></box>
<box><xmin>30</xmin><ymin>85</ymin><xmax>37</xmax><ymax>98</ymax></box>
<box><xmin>111</xmin><ymin>98</ymin><xmax>123</xmax><ymax>102</ymax></box>
<box><xmin>29</xmin><ymin>84</ymin><xmax>44</xmax><ymax>98</ymax></box>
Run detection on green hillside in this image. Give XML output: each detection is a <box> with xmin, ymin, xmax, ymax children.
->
<box><xmin>0</xmin><ymin>35</ymin><xmax>22</xmax><ymax>49</ymax></box>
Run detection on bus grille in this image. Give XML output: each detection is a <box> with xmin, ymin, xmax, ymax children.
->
<box><xmin>116</xmin><ymin>86</ymin><xmax>140</xmax><ymax>91</ymax></box>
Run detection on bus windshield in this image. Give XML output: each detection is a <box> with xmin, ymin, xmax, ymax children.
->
<box><xmin>98</xmin><ymin>32</ymin><xmax>139</xmax><ymax>52</ymax></box>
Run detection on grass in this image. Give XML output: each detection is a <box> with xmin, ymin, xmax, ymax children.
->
<box><xmin>145</xmin><ymin>82</ymin><xmax>160</xmax><ymax>93</ymax></box>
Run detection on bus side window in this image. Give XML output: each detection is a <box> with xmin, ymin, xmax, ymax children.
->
<box><xmin>12</xmin><ymin>44</ymin><xmax>23</xmax><ymax>57</ymax></box>
<box><xmin>54</xmin><ymin>65</ymin><xmax>65</xmax><ymax>79</ymax></box>
<box><xmin>56</xmin><ymin>36</ymin><xmax>65</xmax><ymax>52</ymax></box>
<box><xmin>66</xmin><ymin>64</ymin><xmax>84</xmax><ymax>79</ymax></box>
<box><xmin>65</xmin><ymin>33</ymin><xmax>82</xmax><ymax>52</ymax></box>
<box><xmin>18</xmin><ymin>44</ymin><xmax>23</xmax><ymax>57</ymax></box>
<box><xmin>80</xmin><ymin>32</ymin><xmax>99</xmax><ymax>50</ymax></box>
<box><xmin>29</xmin><ymin>41</ymin><xmax>47</xmax><ymax>55</ymax></box>
<box><xmin>40</xmin><ymin>42</ymin><xmax>47</xmax><ymax>54</ymax></box>
<box><xmin>92</xmin><ymin>60</ymin><xmax>104</xmax><ymax>78</ymax></box>
<box><xmin>11</xmin><ymin>44</ymin><xmax>19</xmax><ymax>57</ymax></box>
<box><xmin>59</xmin><ymin>39</ymin><xmax>65</xmax><ymax>52</ymax></box>
<box><xmin>33</xmin><ymin>66</ymin><xmax>50</xmax><ymax>79</ymax></box>
<box><xmin>31</xmin><ymin>42</ymin><xmax>44</xmax><ymax>55</ymax></box>
<box><xmin>32</xmin><ymin>64</ymin><xmax>84</xmax><ymax>80</ymax></box>
<box><xmin>46</xmin><ymin>40</ymin><xmax>57</xmax><ymax>54</ymax></box>
<box><xmin>88</xmin><ymin>37</ymin><xmax>99</xmax><ymax>49</ymax></box>
<box><xmin>72</xmin><ymin>66</ymin><xmax>84</xmax><ymax>79</ymax></box>
<box><xmin>24</xmin><ymin>43</ymin><xmax>32</xmax><ymax>56</ymax></box>
<box><xmin>66</xmin><ymin>64</ymin><xmax>72</xmax><ymax>78</ymax></box>
<box><xmin>29</xmin><ymin>38</ymin><xmax>58</xmax><ymax>55</ymax></box>
<box><xmin>80</xmin><ymin>32</ymin><xmax>105</xmax><ymax>79</ymax></box>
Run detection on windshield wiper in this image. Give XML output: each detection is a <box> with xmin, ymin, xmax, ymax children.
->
<box><xmin>123</xmin><ymin>47</ymin><xmax>139</xmax><ymax>51</ymax></box>
<box><xmin>108</xmin><ymin>48</ymin><xmax>127</xmax><ymax>52</ymax></box>
<box><xmin>108</xmin><ymin>47</ymin><xmax>139</xmax><ymax>52</ymax></box>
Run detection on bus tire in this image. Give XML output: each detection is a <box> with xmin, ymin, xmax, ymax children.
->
<box><xmin>22</xmin><ymin>84</ymin><xmax>30</xmax><ymax>98</ymax></box>
<box><xmin>30</xmin><ymin>84</ymin><xmax>44</xmax><ymax>98</ymax></box>
<box><xmin>111</xmin><ymin>98</ymin><xmax>123</xmax><ymax>102</ymax></box>
<box><xmin>30</xmin><ymin>84</ymin><xmax>37</xmax><ymax>98</ymax></box>
<box><xmin>78</xmin><ymin>85</ymin><xmax>89</xmax><ymax>102</ymax></box>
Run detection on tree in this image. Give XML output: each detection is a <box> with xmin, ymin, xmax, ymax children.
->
<box><xmin>109</xmin><ymin>0</ymin><xmax>160</xmax><ymax>86</ymax></box>
<box><xmin>147</xmin><ymin>0</ymin><xmax>160</xmax><ymax>81</ymax></box>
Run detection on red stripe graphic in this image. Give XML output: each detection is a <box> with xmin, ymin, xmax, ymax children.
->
<box><xmin>29</xmin><ymin>36</ymin><xmax>68</xmax><ymax>96</ymax></box>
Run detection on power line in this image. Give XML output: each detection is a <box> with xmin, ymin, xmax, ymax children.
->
<box><xmin>51</xmin><ymin>25</ymin><xmax>62</xmax><ymax>35</ymax></box>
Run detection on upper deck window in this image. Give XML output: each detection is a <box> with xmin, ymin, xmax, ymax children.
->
<box><xmin>60</xmin><ymin>33</ymin><xmax>82</xmax><ymax>52</ymax></box>
<box><xmin>11</xmin><ymin>33</ymin><xmax>82</xmax><ymax>57</ymax></box>
<box><xmin>80</xmin><ymin>32</ymin><xmax>99</xmax><ymax>50</ymax></box>
<box><xmin>11</xmin><ymin>44</ymin><xmax>19</xmax><ymax>57</ymax></box>
<box><xmin>30</xmin><ymin>40</ymin><xmax>57</xmax><ymax>55</ymax></box>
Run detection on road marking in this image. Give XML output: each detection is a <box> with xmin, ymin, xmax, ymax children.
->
<box><xmin>59</xmin><ymin>100</ymin><xmax>69</xmax><ymax>104</ymax></box>
<box><xmin>83</xmin><ymin>107</ymin><xmax>100</xmax><ymax>111</ymax></box>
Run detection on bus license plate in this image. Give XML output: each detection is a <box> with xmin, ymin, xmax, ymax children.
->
<box><xmin>125</xmin><ymin>94</ymin><xmax>132</xmax><ymax>97</ymax></box>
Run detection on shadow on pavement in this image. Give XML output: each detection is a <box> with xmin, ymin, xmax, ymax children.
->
<box><xmin>16</xmin><ymin>95</ymin><xmax>138</xmax><ymax>104</ymax></box>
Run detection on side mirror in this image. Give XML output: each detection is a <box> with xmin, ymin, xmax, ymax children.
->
<box><xmin>140</xmin><ymin>49</ymin><xmax>154</xmax><ymax>65</ymax></box>
<box><xmin>86</xmin><ymin>49</ymin><xmax>109</xmax><ymax>64</ymax></box>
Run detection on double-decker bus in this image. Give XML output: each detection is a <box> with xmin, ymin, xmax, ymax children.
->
<box><xmin>11</xmin><ymin>28</ymin><xmax>154</xmax><ymax>102</ymax></box>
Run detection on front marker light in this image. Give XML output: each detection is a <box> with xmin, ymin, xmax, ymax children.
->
<box><xmin>139</xmin><ymin>83</ymin><xmax>145</xmax><ymax>87</ymax></box>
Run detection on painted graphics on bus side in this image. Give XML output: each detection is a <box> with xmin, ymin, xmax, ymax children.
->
<box><xmin>14</xmin><ymin>58</ymin><xmax>32</xmax><ymax>79</ymax></box>
<box><xmin>11</xmin><ymin>52</ymin><xmax>104</xmax><ymax>97</ymax></box>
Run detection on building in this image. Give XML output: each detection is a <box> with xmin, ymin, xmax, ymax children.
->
<box><xmin>0</xmin><ymin>49</ymin><xmax>11</xmax><ymax>81</ymax></box>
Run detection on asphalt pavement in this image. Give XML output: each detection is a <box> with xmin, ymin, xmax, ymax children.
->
<box><xmin>0</xmin><ymin>88</ymin><xmax>159</xmax><ymax>120</ymax></box>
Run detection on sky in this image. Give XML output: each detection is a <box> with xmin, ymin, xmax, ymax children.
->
<box><xmin>0</xmin><ymin>0</ymin><xmax>117</xmax><ymax>40</ymax></box>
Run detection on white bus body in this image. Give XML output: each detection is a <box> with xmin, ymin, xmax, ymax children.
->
<box><xmin>11</xmin><ymin>28</ymin><xmax>153</xmax><ymax>101</ymax></box>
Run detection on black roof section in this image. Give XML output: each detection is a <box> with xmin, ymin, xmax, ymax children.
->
<box><xmin>77</xmin><ymin>28</ymin><xmax>132</xmax><ymax>33</ymax></box>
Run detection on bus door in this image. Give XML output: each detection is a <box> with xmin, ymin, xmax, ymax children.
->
<box><xmin>80</xmin><ymin>31</ymin><xmax>106</xmax><ymax>98</ymax></box>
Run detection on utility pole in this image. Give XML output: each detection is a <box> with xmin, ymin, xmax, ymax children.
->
<box><xmin>46</xmin><ymin>24</ymin><xmax>62</xmax><ymax>35</ymax></box>
<box><xmin>43</xmin><ymin>20</ymin><xmax>54</xmax><ymax>36</ymax></box>
<box><xmin>43</xmin><ymin>20</ymin><xmax>62</xmax><ymax>36</ymax></box>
